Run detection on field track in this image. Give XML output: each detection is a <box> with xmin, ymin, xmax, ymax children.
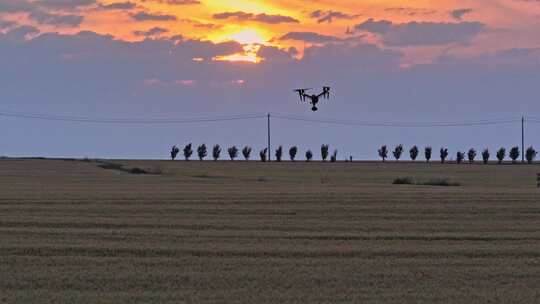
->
<box><xmin>1</xmin><ymin>159</ymin><xmax>540</xmax><ymax>303</ymax></box>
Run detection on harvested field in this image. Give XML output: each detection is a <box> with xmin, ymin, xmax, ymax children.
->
<box><xmin>1</xmin><ymin>159</ymin><xmax>540</xmax><ymax>303</ymax></box>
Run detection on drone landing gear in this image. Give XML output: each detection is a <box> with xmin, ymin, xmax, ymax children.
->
<box><xmin>311</xmin><ymin>106</ymin><xmax>318</xmax><ymax>112</ymax></box>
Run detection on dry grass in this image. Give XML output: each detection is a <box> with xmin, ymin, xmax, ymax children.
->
<box><xmin>1</xmin><ymin>159</ymin><xmax>540</xmax><ymax>303</ymax></box>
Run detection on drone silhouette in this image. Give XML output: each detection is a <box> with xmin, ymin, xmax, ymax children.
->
<box><xmin>294</xmin><ymin>86</ymin><xmax>331</xmax><ymax>111</ymax></box>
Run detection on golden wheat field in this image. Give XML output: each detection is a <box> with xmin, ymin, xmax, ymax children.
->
<box><xmin>1</xmin><ymin>158</ymin><xmax>540</xmax><ymax>303</ymax></box>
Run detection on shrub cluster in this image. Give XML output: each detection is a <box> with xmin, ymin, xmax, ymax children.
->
<box><xmin>378</xmin><ymin>145</ymin><xmax>537</xmax><ymax>164</ymax></box>
<box><xmin>170</xmin><ymin>144</ymin><xmax>345</xmax><ymax>162</ymax></box>
<box><xmin>393</xmin><ymin>177</ymin><xmax>460</xmax><ymax>187</ymax></box>
<box><xmin>168</xmin><ymin>143</ymin><xmax>538</xmax><ymax>164</ymax></box>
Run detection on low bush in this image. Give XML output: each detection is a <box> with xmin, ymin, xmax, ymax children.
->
<box><xmin>393</xmin><ymin>177</ymin><xmax>460</xmax><ymax>187</ymax></box>
<box><xmin>393</xmin><ymin>177</ymin><xmax>415</xmax><ymax>185</ymax></box>
<box><xmin>98</xmin><ymin>162</ymin><xmax>161</xmax><ymax>175</ymax></box>
<box><xmin>129</xmin><ymin>167</ymin><xmax>148</xmax><ymax>175</ymax></box>
<box><xmin>98</xmin><ymin>162</ymin><xmax>123</xmax><ymax>171</ymax></box>
<box><xmin>420</xmin><ymin>179</ymin><xmax>460</xmax><ymax>187</ymax></box>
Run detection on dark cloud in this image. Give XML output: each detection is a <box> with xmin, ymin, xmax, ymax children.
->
<box><xmin>0</xmin><ymin>19</ymin><xmax>16</xmax><ymax>29</ymax></box>
<box><xmin>133</xmin><ymin>27</ymin><xmax>169</xmax><ymax>37</ymax></box>
<box><xmin>176</xmin><ymin>18</ymin><xmax>222</xmax><ymax>29</ymax></box>
<box><xmin>213</xmin><ymin>11</ymin><xmax>299</xmax><ymax>24</ymax></box>
<box><xmin>439</xmin><ymin>47</ymin><xmax>540</xmax><ymax>65</ymax></box>
<box><xmin>451</xmin><ymin>8</ymin><xmax>473</xmax><ymax>20</ymax></box>
<box><xmin>214</xmin><ymin>11</ymin><xmax>253</xmax><ymax>20</ymax></box>
<box><xmin>0</xmin><ymin>1</ymin><xmax>34</xmax><ymax>13</ymax></box>
<box><xmin>192</xmin><ymin>22</ymin><xmax>221</xmax><ymax>29</ymax></box>
<box><xmin>34</xmin><ymin>0</ymin><xmax>97</xmax><ymax>10</ymax></box>
<box><xmin>140</xmin><ymin>0</ymin><xmax>200</xmax><ymax>4</ymax></box>
<box><xmin>1</xmin><ymin>27</ymin><xmax>539</xmax><ymax>159</ymax></box>
<box><xmin>355</xmin><ymin>19</ymin><xmax>393</xmax><ymax>33</ymax></box>
<box><xmin>384</xmin><ymin>7</ymin><xmax>437</xmax><ymax>16</ymax></box>
<box><xmin>0</xmin><ymin>0</ymin><xmax>85</xmax><ymax>27</ymax></box>
<box><xmin>310</xmin><ymin>10</ymin><xmax>360</xmax><ymax>23</ymax></box>
<box><xmin>354</xmin><ymin>18</ymin><xmax>485</xmax><ymax>46</ymax></box>
<box><xmin>301</xmin><ymin>43</ymin><xmax>402</xmax><ymax>71</ymax></box>
<box><xmin>254</xmin><ymin>13</ymin><xmax>299</xmax><ymax>24</ymax></box>
<box><xmin>278</xmin><ymin>32</ymin><xmax>342</xmax><ymax>43</ymax></box>
<box><xmin>0</xmin><ymin>25</ymin><xmax>40</xmax><ymax>44</ymax></box>
<box><xmin>130</xmin><ymin>11</ymin><xmax>177</xmax><ymax>21</ymax></box>
<box><xmin>256</xmin><ymin>45</ymin><xmax>297</xmax><ymax>63</ymax></box>
<box><xmin>161</xmin><ymin>0</ymin><xmax>200</xmax><ymax>4</ymax></box>
<box><xmin>29</xmin><ymin>11</ymin><xmax>84</xmax><ymax>27</ymax></box>
<box><xmin>99</xmin><ymin>2</ymin><xmax>137</xmax><ymax>10</ymax></box>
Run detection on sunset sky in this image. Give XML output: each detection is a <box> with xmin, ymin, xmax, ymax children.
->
<box><xmin>1</xmin><ymin>0</ymin><xmax>540</xmax><ymax>158</ymax></box>
<box><xmin>3</xmin><ymin>0</ymin><xmax>540</xmax><ymax>62</ymax></box>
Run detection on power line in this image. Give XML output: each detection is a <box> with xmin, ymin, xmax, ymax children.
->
<box><xmin>0</xmin><ymin>109</ymin><xmax>532</xmax><ymax>128</ymax></box>
<box><xmin>525</xmin><ymin>117</ymin><xmax>540</xmax><ymax>124</ymax></box>
<box><xmin>271</xmin><ymin>113</ymin><xmax>521</xmax><ymax>128</ymax></box>
<box><xmin>0</xmin><ymin>110</ymin><xmax>266</xmax><ymax>124</ymax></box>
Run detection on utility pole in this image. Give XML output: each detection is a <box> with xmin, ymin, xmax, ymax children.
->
<box><xmin>267</xmin><ymin>113</ymin><xmax>271</xmax><ymax>162</ymax></box>
<box><xmin>522</xmin><ymin>116</ymin><xmax>525</xmax><ymax>163</ymax></box>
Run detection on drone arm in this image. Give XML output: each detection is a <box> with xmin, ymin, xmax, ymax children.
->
<box><xmin>303</xmin><ymin>94</ymin><xmax>314</xmax><ymax>102</ymax></box>
<box><xmin>316</xmin><ymin>92</ymin><xmax>325</xmax><ymax>98</ymax></box>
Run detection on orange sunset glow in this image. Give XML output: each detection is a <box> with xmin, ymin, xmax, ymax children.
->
<box><xmin>3</xmin><ymin>0</ymin><xmax>540</xmax><ymax>64</ymax></box>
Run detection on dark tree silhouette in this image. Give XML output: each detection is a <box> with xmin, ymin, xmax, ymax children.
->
<box><xmin>456</xmin><ymin>151</ymin><xmax>465</xmax><ymax>164</ymax></box>
<box><xmin>212</xmin><ymin>144</ymin><xmax>221</xmax><ymax>161</ymax></box>
<box><xmin>321</xmin><ymin>144</ymin><xmax>329</xmax><ymax>161</ymax></box>
<box><xmin>409</xmin><ymin>146</ymin><xmax>419</xmax><ymax>161</ymax></box>
<box><xmin>228</xmin><ymin>146</ymin><xmax>238</xmax><ymax>161</ymax></box>
<box><xmin>330</xmin><ymin>150</ymin><xmax>338</xmax><ymax>162</ymax></box>
<box><xmin>378</xmin><ymin>145</ymin><xmax>388</xmax><ymax>162</ymax></box>
<box><xmin>526</xmin><ymin>146</ymin><xmax>537</xmax><ymax>164</ymax></box>
<box><xmin>259</xmin><ymin>148</ymin><xmax>268</xmax><ymax>162</ymax></box>
<box><xmin>183</xmin><ymin>143</ymin><xmax>193</xmax><ymax>161</ymax></box>
<box><xmin>170</xmin><ymin>145</ymin><xmax>179</xmax><ymax>160</ymax></box>
<box><xmin>289</xmin><ymin>146</ymin><xmax>298</xmax><ymax>161</ymax></box>
<box><xmin>509</xmin><ymin>146</ymin><xmax>520</xmax><ymax>164</ymax></box>
<box><xmin>306</xmin><ymin>150</ymin><xmax>313</xmax><ymax>162</ymax></box>
<box><xmin>197</xmin><ymin>144</ymin><xmax>207</xmax><ymax>161</ymax></box>
<box><xmin>425</xmin><ymin>147</ymin><xmax>432</xmax><ymax>163</ymax></box>
<box><xmin>440</xmin><ymin>148</ymin><xmax>448</xmax><ymax>164</ymax></box>
<box><xmin>496</xmin><ymin>148</ymin><xmax>506</xmax><ymax>164</ymax></box>
<box><xmin>467</xmin><ymin>148</ymin><xmax>477</xmax><ymax>164</ymax></box>
<box><xmin>482</xmin><ymin>149</ymin><xmax>490</xmax><ymax>164</ymax></box>
<box><xmin>242</xmin><ymin>146</ymin><xmax>252</xmax><ymax>161</ymax></box>
<box><xmin>393</xmin><ymin>144</ymin><xmax>404</xmax><ymax>162</ymax></box>
<box><xmin>275</xmin><ymin>146</ymin><xmax>283</xmax><ymax>162</ymax></box>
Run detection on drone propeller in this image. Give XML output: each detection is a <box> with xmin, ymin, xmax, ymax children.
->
<box><xmin>322</xmin><ymin>86</ymin><xmax>331</xmax><ymax>99</ymax></box>
<box><xmin>294</xmin><ymin>88</ymin><xmax>312</xmax><ymax>102</ymax></box>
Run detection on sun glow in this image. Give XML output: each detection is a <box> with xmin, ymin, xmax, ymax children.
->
<box><xmin>213</xmin><ymin>29</ymin><xmax>268</xmax><ymax>63</ymax></box>
<box><xmin>228</xmin><ymin>29</ymin><xmax>267</xmax><ymax>45</ymax></box>
<box><xmin>213</xmin><ymin>44</ymin><xmax>262</xmax><ymax>63</ymax></box>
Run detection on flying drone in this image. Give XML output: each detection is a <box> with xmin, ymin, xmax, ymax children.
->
<box><xmin>294</xmin><ymin>86</ymin><xmax>331</xmax><ymax>111</ymax></box>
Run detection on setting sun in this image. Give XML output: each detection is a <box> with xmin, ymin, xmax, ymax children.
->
<box><xmin>213</xmin><ymin>29</ymin><xmax>268</xmax><ymax>63</ymax></box>
<box><xmin>227</xmin><ymin>29</ymin><xmax>267</xmax><ymax>45</ymax></box>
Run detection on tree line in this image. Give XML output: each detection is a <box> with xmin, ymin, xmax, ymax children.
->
<box><xmin>378</xmin><ymin>145</ymin><xmax>538</xmax><ymax>164</ymax></box>
<box><xmin>170</xmin><ymin>144</ymin><xmax>340</xmax><ymax>162</ymax></box>
<box><xmin>170</xmin><ymin>143</ymin><xmax>538</xmax><ymax>164</ymax></box>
